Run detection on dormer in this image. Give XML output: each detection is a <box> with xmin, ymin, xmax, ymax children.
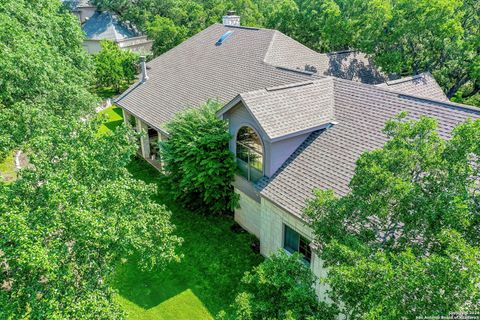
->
<box><xmin>217</xmin><ymin>79</ymin><xmax>337</xmax><ymax>187</ymax></box>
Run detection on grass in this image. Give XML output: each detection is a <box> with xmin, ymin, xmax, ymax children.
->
<box><xmin>113</xmin><ymin>159</ymin><xmax>263</xmax><ymax>319</ymax></box>
<box><xmin>98</xmin><ymin>106</ymin><xmax>124</xmax><ymax>135</ymax></box>
<box><xmin>0</xmin><ymin>152</ymin><xmax>16</xmax><ymax>182</ymax></box>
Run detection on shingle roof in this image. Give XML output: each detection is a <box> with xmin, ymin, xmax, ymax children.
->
<box><xmin>264</xmin><ymin>32</ymin><xmax>386</xmax><ymax>84</ymax></box>
<box><xmin>377</xmin><ymin>72</ymin><xmax>448</xmax><ymax>101</ymax></box>
<box><xmin>257</xmin><ymin>77</ymin><xmax>480</xmax><ymax>218</ymax></box>
<box><xmin>115</xmin><ymin>24</ymin><xmax>385</xmax><ymax>132</ymax></box>
<box><xmin>82</xmin><ymin>12</ymin><xmax>141</xmax><ymax>42</ymax></box>
<box><xmin>226</xmin><ymin>79</ymin><xmax>336</xmax><ymax>141</ymax></box>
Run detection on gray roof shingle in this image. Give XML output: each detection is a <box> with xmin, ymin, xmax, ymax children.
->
<box><xmin>257</xmin><ymin>78</ymin><xmax>480</xmax><ymax>218</ymax></box>
<box><xmin>377</xmin><ymin>72</ymin><xmax>448</xmax><ymax>101</ymax></box>
<box><xmin>234</xmin><ymin>79</ymin><xmax>335</xmax><ymax>140</ymax></box>
<box><xmin>115</xmin><ymin>24</ymin><xmax>384</xmax><ymax>131</ymax></box>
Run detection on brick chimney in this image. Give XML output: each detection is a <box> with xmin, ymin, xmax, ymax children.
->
<box><xmin>222</xmin><ymin>10</ymin><xmax>240</xmax><ymax>26</ymax></box>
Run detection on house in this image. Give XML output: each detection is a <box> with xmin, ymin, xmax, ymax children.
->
<box><xmin>115</xmin><ymin>13</ymin><xmax>480</xmax><ymax>300</ymax></box>
<box><xmin>63</xmin><ymin>0</ymin><xmax>152</xmax><ymax>54</ymax></box>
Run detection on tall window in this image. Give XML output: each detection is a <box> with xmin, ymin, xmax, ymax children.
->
<box><xmin>236</xmin><ymin>126</ymin><xmax>263</xmax><ymax>182</ymax></box>
<box><xmin>284</xmin><ymin>225</ymin><xmax>312</xmax><ymax>264</ymax></box>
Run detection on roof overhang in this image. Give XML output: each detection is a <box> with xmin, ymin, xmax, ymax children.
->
<box><xmin>217</xmin><ymin>93</ymin><xmax>337</xmax><ymax>144</ymax></box>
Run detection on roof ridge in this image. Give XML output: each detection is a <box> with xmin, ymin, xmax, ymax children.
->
<box><xmin>332</xmin><ymin>77</ymin><xmax>480</xmax><ymax>114</ymax></box>
<box><xmin>262</xmin><ymin>30</ymin><xmax>278</xmax><ymax>65</ymax></box>
<box><xmin>325</xmin><ymin>49</ymin><xmax>358</xmax><ymax>56</ymax></box>
<box><xmin>274</xmin><ymin>66</ymin><xmax>316</xmax><ymax>75</ymax></box>
<box><xmin>382</xmin><ymin>72</ymin><xmax>429</xmax><ymax>86</ymax></box>
<box><xmin>265</xmin><ymin>81</ymin><xmax>315</xmax><ymax>92</ymax></box>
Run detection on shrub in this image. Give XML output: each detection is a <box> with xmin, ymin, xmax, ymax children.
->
<box><xmin>93</xmin><ymin>41</ymin><xmax>138</xmax><ymax>94</ymax></box>
<box><xmin>161</xmin><ymin>100</ymin><xmax>238</xmax><ymax>215</ymax></box>
<box><xmin>219</xmin><ymin>251</ymin><xmax>338</xmax><ymax>320</ymax></box>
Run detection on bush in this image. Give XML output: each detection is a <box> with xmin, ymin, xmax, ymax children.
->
<box><xmin>219</xmin><ymin>251</ymin><xmax>338</xmax><ymax>320</ymax></box>
<box><xmin>93</xmin><ymin>41</ymin><xmax>138</xmax><ymax>94</ymax></box>
<box><xmin>161</xmin><ymin>100</ymin><xmax>238</xmax><ymax>215</ymax></box>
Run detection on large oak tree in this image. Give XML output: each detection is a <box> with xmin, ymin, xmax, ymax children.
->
<box><xmin>306</xmin><ymin>114</ymin><xmax>480</xmax><ymax>319</ymax></box>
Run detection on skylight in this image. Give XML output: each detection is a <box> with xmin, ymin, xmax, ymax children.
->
<box><xmin>216</xmin><ymin>31</ymin><xmax>233</xmax><ymax>46</ymax></box>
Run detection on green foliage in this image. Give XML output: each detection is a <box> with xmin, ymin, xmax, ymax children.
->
<box><xmin>114</xmin><ymin>158</ymin><xmax>263</xmax><ymax>320</ymax></box>
<box><xmin>0</xmin><ymin>3</ymin><xmax>181</xmax><ymax>317</ymax></box>
<box><xmin>0</xmin><ymin>118</ymin><xmax>181</xmax><ymax>319</ymax></box>
<box><xmin>161</xmin><ymin>100</ymin><xmax>238</xmax><ymax>215</ymax></box>
<box><xmin>146</xmin><ymin>16</ymin><xmax>188</xmax><ymax>56</ymax></box>
<box><xmin>220</xmin><ymin>251</ymin><xmax>337</xmax><ymax>320</ymax></box>
<box><xmin>305</xmin><ymin>114</ymin><xmax>480</xmax><ymax>319</ymax></box>
<box><xmin>92</xmin><ymin>0</ymin><xmax>479</xmax><ymax>104</ymax></box>
<box><xmin>0</xmin><ymin>0</ymin><xmax>97</xmax><ymax>157</ymax></box>
<box><xmin>94</xmin><ymin>41</ymin><xmax>139</xmax><ymax>93</ymax></box>
<box><xmin>92</xmin><ymin>0</ymin><xmax>262</xmax><ymax>55</ymax></box>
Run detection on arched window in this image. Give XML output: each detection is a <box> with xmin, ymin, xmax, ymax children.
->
<box><xmin>236</xmin><ymin>126</ymin><xmax>263</xmax><ymax>182</ymax></box>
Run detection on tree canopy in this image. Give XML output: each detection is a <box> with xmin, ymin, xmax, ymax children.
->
<box><xmin>0</xmin><ymin>117</ymin><xmax>182</xmax><ymax>319</ymax></box>
<box><xmin>219</xmin><ymin>251</ymin><xmax>337</xmax><ymax>320</ymax></box>
<box><xmin>305</xmin><ymin>114</ymin><xmax>480</xmax><ymax>319</ymax></box>
<box><xmin>93</xmin><ymin>40</ymin><xmax>138</xmax><ymax>93</ymax></box>
<box><xmin>0</xmin><ymin>1</ymin><xmax>182</xmax><ymax>318</ymax></box>
<box><xmin>0</xmin><ymin>0</ymin><xmax>97</xmax><ymax>157</ymax></box>
<box><xmin>92</xmin><ymin>0</ymin><xmax>479</xmax><ymax>105</ymax></box>
<box><xmin>160</xmin><ymin>100</ymin><xmax>238</xmax><ymax>215</ymax></box>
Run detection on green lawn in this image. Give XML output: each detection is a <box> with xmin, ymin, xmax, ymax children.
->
<box><xmin>0</xmin><ymin>152</ymin><xmax>16</xmax><ymax>182</ymax></box>
<box><xmin>98</xmin><ymin>106</ymin><xmax>124</xmax><ymax>135</ymax></box>
<box><xmin>107</xmin><ymin>141</ymin><xmax>263</xmax><ymax>319</ymax></box>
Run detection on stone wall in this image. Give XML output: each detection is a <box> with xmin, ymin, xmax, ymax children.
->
<box><xmin>260</xmin><ymin>197</ymin><xmax>330</xmax><ymax>300</ymax></box>
<box><xmin>234</xmin><ymin>188</ymin><xmax>261</xmax><ymax>238</ymax></box>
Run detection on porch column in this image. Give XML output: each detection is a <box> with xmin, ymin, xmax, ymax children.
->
<box><xmin>122</xmin><ymin>109</ymin><xmax>131</xmax><ymax>126</ymax></box>
<box><xmin>137</xmin><ymin>118</ymin><xmax>150</xmax><ymax>159</ymax></box>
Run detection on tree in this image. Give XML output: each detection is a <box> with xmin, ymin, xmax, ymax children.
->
<box><xmin>305</xmin><ymin>114</ymin><xmax>480</xmax><ymax>319</ymax></box>
<box><xmin>219</xmin><ymin>251</ymin><xmax>337</xmax><ymax>320</ymax></box>
<box><xmin>146</xmin><ymin>16</ymin><xmax>189</xmax><ymax>56</ymax></box>
<box><xmin>161</xmin><ymin>100</ymin><xmax>238</xmax><ymax>215</ymax></box>
<box><xmin>349</xmin><ymin>0</ymin><xmax>479</xmax><ymax>101</ymax></box>
<box><xmin>0</xmin><ymin>0</ymin><xmax>97</xmax><ymax>157</ymax></box>
<box><xmin>0</xmin><ymin>117</ymin><xmax>182</xmax><ymax>319</ymax></box>
<box><xmin>92</xmin><ymin>0</ymin><xmax>263</xmax><ymax>57</ymax></box>
<box><xmin>94</xmin><ymin>41</ymin><xmax>139</xmax><ymax>93</ymax></box>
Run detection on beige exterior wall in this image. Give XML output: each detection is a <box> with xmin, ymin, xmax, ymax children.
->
<box><xmin>234</xmin><ymin>187</ymin><xmax>330</xmax><ymax>300</ymax></box>
<box><xmin>260</xmin><ymin>197</ymin><xmax>330</xmax><ymax>301</ymax></box>
<box><xmin>234</xmin><ymin>188</ymin><xmax>261</xmax><ymax>238</ymax></box>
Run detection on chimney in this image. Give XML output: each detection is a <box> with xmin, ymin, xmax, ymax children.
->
<box><xmin>140</xmin><ymin>56</ymin><xmax>148</xmax><ymax>83</ymax></box>
<box><xmin>222</xmin><ymin>10</ymin><xmax>240</xmax><ymax>26</ymax></box>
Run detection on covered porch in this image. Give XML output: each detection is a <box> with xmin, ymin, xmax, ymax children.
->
<box><xmin>122</xmin><ymin>109</ymin><xmax>166</xmax><ymax>171</ymax></box>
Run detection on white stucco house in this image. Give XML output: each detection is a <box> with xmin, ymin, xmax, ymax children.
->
<box><xmin>115</xmin><ymin>12</ymin><xmax>480</xmax><ymax>300</ymax></box>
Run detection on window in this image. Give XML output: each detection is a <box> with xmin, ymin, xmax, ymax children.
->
<box><xmin>284</xmin><ymin>225</ymin><xmax>312</xmax><ymax>264</ymax></box>
<box><xmin>216</xmin><ymin>31</ymin><xmax>233</xmax><ymax>46</ymax></box>
<box><xmin>236</xmin><ymin>126</ymin><xmax>263</xmax><ymax>182</ymax></box>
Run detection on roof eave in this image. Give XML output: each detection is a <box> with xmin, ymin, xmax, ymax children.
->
<box><xmin>270</xmin><ymin>122</ymin><xmax>333</xmax><ymax>143</ymax></box>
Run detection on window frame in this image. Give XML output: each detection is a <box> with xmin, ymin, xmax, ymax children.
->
<box><xmin>235</xmin><ymin>125</ymin><xmax>264</xmax><ymax>182</ymax></box>
<box><xmin>283</xmin><ymin>224</ymin><xmax>312</xmax><ymax>265</ymax></box>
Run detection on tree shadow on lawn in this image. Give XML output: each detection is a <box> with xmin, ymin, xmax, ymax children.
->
<box><xmin>104</xmin><ymin>120</ymin><xmax>124</xmax><ymax>132</ymax></box>
<box><xmin>111</xmin><ymin>157</ymin><xmax>263</xmax><ymax>317</ymax></box>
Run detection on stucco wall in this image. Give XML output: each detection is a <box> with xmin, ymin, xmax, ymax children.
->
<box><xmin>234</xmin><ymin>188</ymin><xmax>261</xmax><ymax>238</ymax></box>
<box><xmin>260</xmin><ymin>197</ymin><xmax>330</xmax><ymax>300</ymax></box>
<box><xmin>224</xmin><ymin>101</ymin><xmax>309</xmax><ymax>177</ymax></box>
<box><xmin>75</xmin><ymin>7</ymin><xmax>96</xmax><ymax>24</ymax></box>
<box><xmin>82</xmin><ymin>40</ymin><xmax>102</xmax><ymax>54</ymax></box>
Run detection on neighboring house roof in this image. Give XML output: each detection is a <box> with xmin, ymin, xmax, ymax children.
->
<box><xmin>82</xmin><ymin>12</ymin><xmax>141</xmax><ymax>42</ymax></box>
<box><xmin>218</xmin><ymin>78</ymin><xmax>336</xmax><ymax>141</ymax></box>
<box><xmin>255</xmin><ymin>77</ymin><xmax>480</xmax><ymax>218</ymax></box>
<box><xmin>377</xmin><ymin>72</ymin><xmax>448</xmax><ymax>101</ymax></box>
<box><xmin>115</xmin><ymin>23</ymin><xmax>386</xmax><ymax>132</ymax></box>
<box><xmin>62</xmin><ymin>0</ymin><xmax>94</xmax><ymax>9</ymax></box>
